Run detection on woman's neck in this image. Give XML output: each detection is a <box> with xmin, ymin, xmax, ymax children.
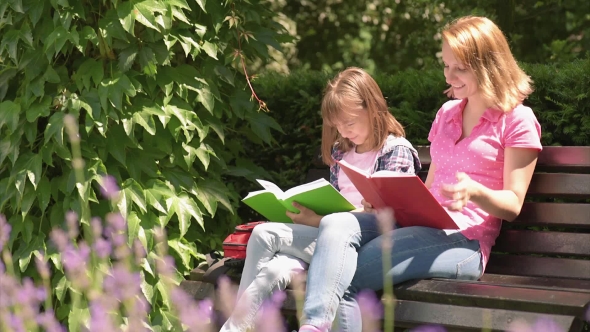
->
<box><xmin>464</xmin><ymin>94</ymin><xmax>491</xmax><ymax>117</ymax></box>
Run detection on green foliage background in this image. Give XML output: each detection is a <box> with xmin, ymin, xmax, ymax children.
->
<box><xmin>0</xmin><ymin>0</ymin><xmax>288</xmax><ymax>328</ymax></box>
<box><xmin>239</xmin><ymin>57</ymin><xmax>590</xmax><ymax>208</ymax></box>
<box><xmin>277</xmin><ymin>0</ymin><xmax>590</xmax><ymax>73</ymax></box>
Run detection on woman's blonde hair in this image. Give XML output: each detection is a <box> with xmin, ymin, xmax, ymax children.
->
<box><xmin>442</xmin><ymin>16</ymin><xmax>533</xmax><ymax>112</ymax></box>
<box><xmin>320</xmin><ymin>67</ymin><xmax>405</xmax><ymax>165</ymax></box>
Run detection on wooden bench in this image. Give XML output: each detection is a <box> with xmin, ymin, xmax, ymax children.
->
<box><xmin>181</xmin><ymin>146</ymin><xmax>590</xmax><ymax>331</ymax></box>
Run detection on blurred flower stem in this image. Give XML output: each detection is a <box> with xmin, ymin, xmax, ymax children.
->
<box><xmin>377</xmin><ymin>209</ymin><xmax>396</xmax><ymax>332</ymax></box>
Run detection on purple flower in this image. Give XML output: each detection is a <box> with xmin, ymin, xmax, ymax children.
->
<box><xmin>16</xmin><ymin>278</ymin><xmax>46</xmax><ymax>307</ymax></box>
<box><xmin>357</xmin><ymin>289</ymin><xmax>383</xmax><ymax>321</ymax></box>
<box><xmin>9</xmin><ymin>313</ymin><xmax>26</xmax><ymax>332</ymax></box>
<box><xmin>92</xmin><ymin>238</ymin><xmax>111</xmax><ymax>259</ymax></box>
<box><xmin>91</xmin><ymin>217</ymin><xmax>103</xmax><ymax>238</ymax></box>
<box><xmin>37</xmin><ymin>310</ymin><xmax>65</xmax><ymax>332</ymax></box>
<box><xmin>35</xmin><ymin>253</ymin><xmax>51</xmax><ymax>280</ymax></box>
<box><xmin>103</xmin><ymin>264</ymin><xmax>142</xmax><ymax>301</ymax></box>
<box><xmin>106</xmin><ymin>212</ymin><xmax>126</xmax><ymax>232</ymax></box>
<box><xmin>171</xmin><ymin>288</ymin><xmax>213</xmax><ymax>331</ymax></box>
<box><xmin>133</xmin><ymin>239</ymin><xmax>146</xmax><ymax>265</ymax></box>
<box><xmin>412</xmin><ymin>325</ymin><xmax>447</xmax><ymax>332</ymax></box>
<box><xmin>0</xmin><ymin>214</ymin><xmax>12</xmax><ymax>251</ymax></box>
<box><xmin>99</xmin><ymin>175</ymin><xmax>120</xmax><ymax>200</ymax></box>
<box><xmin>531</xmin><ymin>317</ymin><xmax>565</xmax><ymax>332</ymax></box>
<box><xmin>254</xmin><ymin>297</ymin><xmax>287</xmax><ymax>332</ymax></box>
<box><xmin>49</xmin><ymin>229</ymin><xmax>70</xmax><ymax>252</ymax></box>
<box><xmin>156</xmin><ymin>256</ymin><xmax>176</xmax><ymax>277</ymax></box>
<box><xmin>89</xmin><ymin>300</ymin><xmax>119</xmax><ymax>332</ymax></box>
<box><xmin>66</xmin><ymin>211</ymin><xmax>79</xmax><ymax>239</ymax></box>
<box><xmin>62</xmin><ymin>242</ymin><xmax>90</xmax><ymax>273</ymax></box>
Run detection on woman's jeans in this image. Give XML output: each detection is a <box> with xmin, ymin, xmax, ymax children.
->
<box><xmin>302</xmin><ymin>212</ymin><xmax>483</xmax><ymax>332</ymax></box>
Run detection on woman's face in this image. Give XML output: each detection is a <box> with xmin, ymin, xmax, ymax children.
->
<box><xmin>442</xmin><ymin>40</ymin><xmax>479</xmax><ymax>100</ymax></box>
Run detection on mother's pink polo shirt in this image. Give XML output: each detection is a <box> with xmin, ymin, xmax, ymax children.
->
<box><xmin>428</xmin><ymin>99</ymin><xmax>542</xmax><ymax>270</ymax></box>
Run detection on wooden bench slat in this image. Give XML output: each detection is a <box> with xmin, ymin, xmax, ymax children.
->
<box><xmin>392</xmin><ymin>299</ymin><xmax>583</xmax><ymax>332</ymax></box>
<box><xmin>526</xmin><ymin>173</ymin><xmax>590</xmax><ymax>196</ymax></box>
<box><xmin>393</xmin><ymin>278</ymin><xmax>590</xmax><ymax>317</ymax></box>
<box><xmin>486</xmin><ymin>255</ymin><xmax>590</xmax><ymax>280</ymax></box>
<box><xmin>512</xmin><ymin>202</ymin><xmax>590</xmax><ymax>228</ymax></box>
<box><xmin>479</xmin><ymin>274</ymin><xmax>590</xmax><ymax>293</ymax></box>
<box><xmin>493</xmin><ymin>230</ymin><xmax>590</xmax><ymax>257</ymax></box>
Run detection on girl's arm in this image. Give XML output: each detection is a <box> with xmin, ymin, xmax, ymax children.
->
<box><xmin>441</xmin><ymin>147</ymin><xmax>539</xmax><ymax>221</ymax></box>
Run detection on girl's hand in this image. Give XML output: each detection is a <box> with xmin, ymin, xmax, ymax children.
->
<box><xmin>361</xmin><ymin>199</ymin><xmax>375</xmax><ymax>213</ymax></box>
<box><xmin>440</xmin><ymin>172</ymin><xmax>479</xmax><ymax>211</ymax></box>
<box><xmin>286</xmin><ymin>202</ymin><xmax>322</xmax><ymax>227</ymax></box>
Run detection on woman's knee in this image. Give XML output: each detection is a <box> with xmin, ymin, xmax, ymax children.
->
<box><xmin>319</xmin><ymin>212</ymin><xmax>355</xmax><ymax>234</ymax></box>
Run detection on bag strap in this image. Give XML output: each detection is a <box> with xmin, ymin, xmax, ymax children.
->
<box><xmin>202</xmin><ymin>256</ymin><xmax>233</xmax><ymax>284</ymax></box>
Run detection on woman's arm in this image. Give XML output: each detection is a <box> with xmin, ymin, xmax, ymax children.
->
<box><xmin>424</xmin><ymin>162</ymin><xmax>436</xmax><ymax>189</ymax></box>
<box><xmin>442</xmin><ymin>147</ymin><xmax>539</xmax><ymax>221</ymax></box>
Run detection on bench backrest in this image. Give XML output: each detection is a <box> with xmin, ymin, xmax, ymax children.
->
<box><xmin>416</xmin><ymin>146</ymin><xmax>590</xmax><ymax>281</ymax></box>
<box><xmin>308</xmin><ymin>146</ymin><xmax>590</xmax><ymax>281</ymax></box>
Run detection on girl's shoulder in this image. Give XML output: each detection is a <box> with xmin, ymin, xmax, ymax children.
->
<box><xmin>380</xmin><ymin>135</ymin><xmax>418</xmax><ymax>155</ymax></box>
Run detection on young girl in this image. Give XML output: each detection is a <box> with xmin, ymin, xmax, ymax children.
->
<box><xmin>297</xmin><ymin>16</ymin><xmax>543</xmax><ymax>332</ymax></box>
<box><xmin>219</xmin><ymin>67</ymin><xmax>422</xmax><ymax>332</ymax></box>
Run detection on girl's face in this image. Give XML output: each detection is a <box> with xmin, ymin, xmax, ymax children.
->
<box><xmin>442</xmin><ymin>40</ymin><xmax>479</xmax><ymax>100</ymax></box>
<box><xmin>334</xmin><ymin>108</ymin><xmax>372</xmax><ymax>152</ymax></box>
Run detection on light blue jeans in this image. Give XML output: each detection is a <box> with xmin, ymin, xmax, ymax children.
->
<box><xmin>302</xmin><ymin>212</ymin><xmax>483</xmax><ymax>332</ymax></box>
<box><xmin>219</xmin><ymin>222</ymin><xmax>318</xmax><ymax>332</ymax></box>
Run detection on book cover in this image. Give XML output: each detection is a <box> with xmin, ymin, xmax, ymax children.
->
<box><xmin>242</xmin><ymin>178</ymin><xmax>356</xmax><ymax>223</ymax></box>
<box><xmin>336</xmin><ymin>159</ymin><xmax>458</xmax><ymax>230</ymax></box>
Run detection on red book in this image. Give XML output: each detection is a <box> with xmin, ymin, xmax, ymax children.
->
<box><xmin>336</xmin><ymin>159</ymin><xmax>458</xmax><ymax>230</ymax></box>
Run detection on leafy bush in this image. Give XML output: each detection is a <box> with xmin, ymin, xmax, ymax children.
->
<box><xmin>0</xmin><ymin>0</ymin><xmax>289</xmax><ymax>326</ymax></box>
<box><xmin>240</xmin><ymin>57</ymin><xmax>590</xmax><ymax>208</ymax></box>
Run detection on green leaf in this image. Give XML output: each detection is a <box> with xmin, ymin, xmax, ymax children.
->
<box><xmin>122</xmin><ymin>178</ymin><xmax>147</xmax><ymax>213</ymax></box>
<box><xmin>44</xmin><ymin>112</ymin><xmax>66</xmax><ymax>145</ymax></box>
<box><xmin>140</xmin><ymin>274</ymin><xmax>155</xmax><ymax>305</ymax></box>
<box><xmin>27</xmin><ymin>0</ymin><xmax>44</xmax><ymax>27</ymax></box>
<box><xmin>247</xmin><ymin>111</ymin><xmax>284</xmax><ymax>144</ymax></box>
<box><xmin>168</xmin><ymin>238</ymin><xmax>191</xmax><ymax>270</ymax></box>
<box><xmin>133</xmin><ymin>110</ymin><xmax>157</xmax><ymax>135</ymax></box>
<box><xmin>107</xmin><ymin>126</ymin><xmax>127</xmax><ymax>166</ymax></box>
<box><xmin>138</xmin><ymin>46</ymin><xmax>157</xmax><ymax>76</ymax></box>
<box><xmin>26</xmin><ymin>154</ymin><xmax>42</xmax><ymax>189</ymax></box>
<box><xmin>196</xmin><ymin>84</ymin><xmax>215</xmax><ymax>114</ymax></box>
<box><xmin>14</xmin><ymin>236</ymin><xmax>43</xmax><ymax>272</ymax></box>
<box><xmin>69</xmin><ymin>299</ymin><xmax>89</xmax><ymax>332</ymax></box>
<box><xmin>26</xmin><ymin>96</ymin><xmax>52</xmax><ymax>122</ymax></box>
<box><xmin>193</xmin><ymin>0</ymin><xmax>206</xmax><ymax>13</ymax></box>
<box><xmin>127</xmin><ymin>211</ymin><xmax>141</xmax><ymax>245</ymax></box>
<box><xmin>75</xmin><ymin>59</ymin><xmax>104</xmax><ymax>90</ymax></box>
<box><xmin>117</xmin><ymin>1</ymin><xmax>135</xmax><ymax>35</ymax></box>
<box><xmin>134</xmin><ymin>0</ymin><xmax>163</xmax><ymax>31</ymax></box>
<box><xmin>44</xmin><ymin>26</ymin><xmax>70</xmax><ymax>56</ymax></box>
<box><xmin>194</xmin><ymin>179</ymin><xmax>233</xmax><ymax>216</ymax></box>
<box><xmin>21</xmin><ymin>186</ymin><xmax>36</xmax><ymax>217</ymax></box>
<box><xmin>166</xmin><ymin>194</ymin><xmax>203</xmax><ymax>235</ymax></box>
<box><xmin>196</xmin><ymin>143</ymin><xmax>214</xmax><ymax>170</ymax></box>
<box><xmin>161</xmin><ymin>167</ymin><xmax>195</xmax><ymax>190</ymax></box>
<box><xmin>44</xmin><ymin>65</ymin><xmax>61</xmax><ymax>83</ymax></box>
<box><xmin>55</xmin><ymin>275</ymin><xmax>70</xmax><ymax>303</ymax></box>
<box><xmin>202</xmin><ymin>41</ymin><xmax>218</xmax><ymax>59</ymax></box>
<box><xmin>1</xmin><ymin>30</ymin><xmax>20</xmax><ymax>62</ymax></box>
<box><xmin>118</xmin><ymin>44</ymin><xmax>139</xmax><ymax>72</ymax></box>
<box><xmin>168</xmin><ymin>0</ymin><xmax>190</xmax><ymax>9</ymax></box>
<box><xmin>37</xmin><ymin>177</ymin><xmax>51</xmax><ymax>214</ymax></box>
<box><xmin>0</xmin><ymin>100</ymin><xmax>20</xmax><ymax>132</ymax></box>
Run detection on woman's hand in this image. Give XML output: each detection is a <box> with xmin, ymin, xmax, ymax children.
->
<box><xmin>360</xmin><ymin>199</ymin><xmax>375</xmax><ymax>213</ymax></box>
<box><xmin>285</xmin><ymin>202</ymin><xmax>323</xmax><ymax>227</ymax></box>
<box><xmin>440</xmin><ymin>172</ymin><xmax>480</xmax><ymax>211</ymax></box>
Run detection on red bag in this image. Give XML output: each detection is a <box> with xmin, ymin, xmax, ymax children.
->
<box><xmin>222</xmin><ymin>221</ymin><xmax>266</xmax><ymax>259</ymax></box>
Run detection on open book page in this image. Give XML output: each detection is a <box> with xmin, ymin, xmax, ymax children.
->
<box><xmin>282</xmin><ymin>178</ymin><xmax>333</xmax><ymax>198</ymax></box>
<box><xmin>371</xmin><ymin>170</ymin><xmax>416</xmax><ymax>178</ymax></box>
<box><xmin>256</xmin><ymin>179</ymin><xmax>284</xmax><ymax>196</ymax></box>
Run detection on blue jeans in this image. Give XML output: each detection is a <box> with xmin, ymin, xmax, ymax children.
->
<box><xmin>302</xmin><ymin>212</ymin><xmax>483</xmax><ymax>331</ymax></box>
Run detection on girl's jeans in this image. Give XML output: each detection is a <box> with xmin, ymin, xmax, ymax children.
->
<box><xmin>302</xmin><ymin>212</ymin><xmax>483</xmax><ymax>332</ymax></box>
<box><xmin>219</xmin><ymin>222</ymin><xmax>317</xmax><ymax>332</ymax></box>
<box><xmin>219</xmin><ymin>214</ymin><xmax>383</xmax><ymax>332</ymax></box>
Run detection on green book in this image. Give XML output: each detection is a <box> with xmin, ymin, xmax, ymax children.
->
<box><xmin>242</xmin><ymin>178</ymin><xmax>356</xmax><ymax>223</ymax></box>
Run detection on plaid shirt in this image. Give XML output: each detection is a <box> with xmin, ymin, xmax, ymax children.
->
<box><xmin>329</xmin><ymin>135</ymin><xmax>421</xmax><ymax>191</ymax></box>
